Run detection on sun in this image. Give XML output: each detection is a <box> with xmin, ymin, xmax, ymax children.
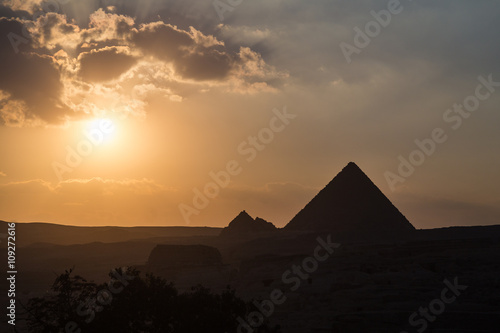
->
<box><xmin>84</xmin><ymin>118</ymin><xmax>117</xmax><ymax>145</ymax></box>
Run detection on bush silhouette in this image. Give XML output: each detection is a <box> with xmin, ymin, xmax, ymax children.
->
<box><xmin>26</xmin><ymin>267</ymin><xmax>280</xmax><ymax>333</ymax></box>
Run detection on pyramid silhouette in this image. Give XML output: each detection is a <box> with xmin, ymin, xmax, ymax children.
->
<box><xmin>220</xmin><ymin>210</ymin><xmax>277</xmax><ymax>238</ymax></box>
<box><xmin>285</xmin><ymin>162</ymin><xmax>415</xmax><ymax>236</ymax></box>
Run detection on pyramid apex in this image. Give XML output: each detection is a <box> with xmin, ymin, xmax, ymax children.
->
<box><xmin>344</xmin><ymin>161</ymin><xmax>362</xmax><ymax>171</ymax></box>
<box><xmin>237</xmin><ymin>210</ymin><xmax>251</xmax><ymax>218</ymax></box>
<box><xmin>228</xmin><ymin>210</ymin><xmax>254</xmax><ymax>225</ymax></box>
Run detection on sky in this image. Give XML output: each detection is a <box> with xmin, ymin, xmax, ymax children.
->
<box><xmin>0</xmin><ymin>0</ymin><xmax>499</xmax><ymax>229</ymax></box>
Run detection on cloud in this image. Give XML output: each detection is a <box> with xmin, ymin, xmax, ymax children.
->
<box><xmin>131</xmin><ymin>21</ymin><xmax>231</xmax><ymax>81</ymax></box>
<box><xmin>228</xmin><ymin>47</ymin><xmax>288</xmax><ymax>93</ymax></box>
<box><xmin>78</xmin><ymin>46</ymin><xmax>137</xmax><ymax>82</ymax></box>
<box><xmin>0</xmin><ymin>171</ymin><xmax>6</xmax><ymax>177</ymax></box>
<box><xmin>0</xmin><ymin>4</ymin><xmax>29</xmax><ymax>18</ymax></box>
<box><xmin>218</xmin><ymin>25</ymin><xmax>272</xmax><ymax>46</ymax></box>
<box><xmin>81</xmin><ymin>8</ymin><xmax>135</xmax><ymax>43</ymax></box>
<box><xmin>0</xmin><ymin>178</ymin><xmax>179</xmax><ymax>225</ymax></box>
<box><xmin>0</xmin><ymin>18</ymin><xmax>74</xmax><ymax>126</ymax></box>
<box><xmin>28</xmin><ymin>12</ymin><xmax>81</xmax><ymax>50</ymax></box>
<box><xmin>130</xmin><ymin>21</ymin><xmax>279</xmax><ymax>84</ymax></box>
<box><xmin>0</xmin><ymin>7</ymin><xmax>286</xmax><ymax>127</ymax></box>
<box><xmin>132</xmin><ymin>83</ymin><xmax>183</xmax><ymax>102</ymax></box>
<box><xmin>0</xmin><ymin>0</ymin><xmax>40</xmax><ymax>12</ymax></box>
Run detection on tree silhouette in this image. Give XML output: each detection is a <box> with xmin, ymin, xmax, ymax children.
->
<box><xmin>26</xmin><ymin>267</ymin><xmax>280</xmax><ymax>333</ymax></box>
<box><xmin>25</xmin><ymin>268</ymin><xmax>98</xmax><ymax>333</ymax></box>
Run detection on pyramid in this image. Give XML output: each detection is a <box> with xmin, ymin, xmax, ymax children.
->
<box><xmin>285</xmin><ymin>162</ymin><xmax>415</xmax><ymax>236</ymax></box>
<box><xmin>220</xmin><ymin>210</ymin><xmax>277</xmax><ymax>238</ymax></box>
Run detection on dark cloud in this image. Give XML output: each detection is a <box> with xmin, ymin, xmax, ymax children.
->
<box><xmin>131</xmin><ymin>22</ymin><xmax>193</xmax><ymax>59</ymax></box>
<box><xmin>0</xmin><ymin>4</ymin><xmax>30</xmax><ymax>18</ymax></box>
<box><xmin>78</xmin><ymin>46</ymin><xmax>137</xmax><ymax>82</ymax></box>
<box><xmin>207</xmin><ymin>0</ymin><xmax>500</xmax><ymax>87</ymax></box>
<box><xmin>0</xmin><ymin>18</ymin><xmax>71</xmax><ymax>126</ymax></box>
<box><xmin>131</xmin><ymin>22</ymin><xmax>232</xmax><ymax>81</ymax></box>
<box><xmin>176</xmin><ymin>49</ymin><xmax>232</xmax><ymax>81</ymax></box>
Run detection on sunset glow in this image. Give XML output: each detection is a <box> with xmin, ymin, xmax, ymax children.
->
<box><xmin>0</xmin><ymin>1</ymin><xmax>499</xmax><ymax>228</ymax></box>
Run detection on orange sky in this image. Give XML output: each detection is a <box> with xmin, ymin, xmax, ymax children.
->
<box><xmin>0</xmin><ymin>0</ymin><xmax>499</xmax><ymax>228</ymax></box>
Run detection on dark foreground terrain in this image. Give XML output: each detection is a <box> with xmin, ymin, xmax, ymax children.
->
<box><xmin>1</xmin><ymin>221</ymin><xmax>500</xmax><ymax>332</ymax></box>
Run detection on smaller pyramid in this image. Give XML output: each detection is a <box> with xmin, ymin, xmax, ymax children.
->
<box><xmin>285</xmin><ymin>162</ymin><xmax>415</xmax><ymax>237</ymax></box>
<box><xmin>220</xmin><ymin>211</ymin><xmax>277</xmax><ymax>238</ymax></box>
